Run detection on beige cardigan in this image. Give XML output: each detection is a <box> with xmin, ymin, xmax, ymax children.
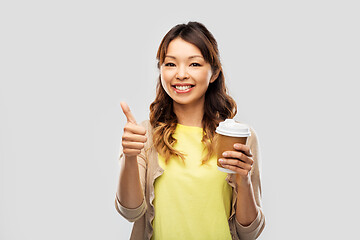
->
<box><xmin>115</xmin><ymin>120</ymin><xmax>265</xmax><ymax>240</ymax></box>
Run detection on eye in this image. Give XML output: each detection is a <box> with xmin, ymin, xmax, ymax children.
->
<box><xmin>164</xmin><ymin>62</ymin><xmax>176</xmax><ymax>67</ymax></box>
<box><xmin>190</xmin><ymin>63</ymin><xmax>201</xmax><ymax>67</ymax></box>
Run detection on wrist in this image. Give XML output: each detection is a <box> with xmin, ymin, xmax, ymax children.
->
<box><xmin>235</xmin><ymin>174</ymin><xmax>251</xmax><ymax>188</ymax></box>
<box><xmin>124</xmin><ymin>155</ymin><xmax>137</xmax><ymax>161</ymax></box>
<box><xmin>123</xmin><ymin>155</ymin><xmax>139</xmax><ymax>168</ymax></box>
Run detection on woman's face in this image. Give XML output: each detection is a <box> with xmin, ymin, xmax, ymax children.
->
<box><xmin>160</xmin><ymin>38</ymin><xmax>215</xmax><ymax>107</ymax></box>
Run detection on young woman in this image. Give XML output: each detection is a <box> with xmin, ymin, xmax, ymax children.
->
<box><xmin>115</xmin><ymin>21</ymin><xmax>265</xmax><ymax>240</ymax></box>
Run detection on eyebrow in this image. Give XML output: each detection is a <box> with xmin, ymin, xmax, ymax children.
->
<box><xmin>165</xmin><ymin>55</ymin><xmax>204</xmax><ymax>59</ymax></box>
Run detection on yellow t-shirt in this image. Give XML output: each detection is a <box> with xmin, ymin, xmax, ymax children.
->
<box><xmin>152</xmin><ymin>124</ymin><xmax>233</xmax><ymax>240</ymax></box>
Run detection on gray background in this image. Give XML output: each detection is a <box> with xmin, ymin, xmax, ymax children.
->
<box><xmin>1</xmin><ymin>0</ymin><xmax>359</xmax><ymax>239</ymax></box>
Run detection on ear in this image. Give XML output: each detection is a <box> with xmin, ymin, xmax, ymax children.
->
<box><xmin>210</xmin><ymin>69</ymin><xmax>220</xmax><ymax>83</ymax></box>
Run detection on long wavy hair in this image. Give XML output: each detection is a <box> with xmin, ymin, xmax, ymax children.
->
<box><xmin>149</xmin><ymin>21</ymin><xmax>237</xmax><ymax>164</ymax></box>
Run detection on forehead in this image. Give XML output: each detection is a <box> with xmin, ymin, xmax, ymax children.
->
<box><xmin>166</xmin><ymin>38</ymin><xmax>203</xmax><ymax>57</ymax></box>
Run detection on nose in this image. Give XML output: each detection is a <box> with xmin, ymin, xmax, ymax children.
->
<box><xmin>176</xmin><ymin>65</ymin><xmax>189</xmax><ymax>80</ymax></box>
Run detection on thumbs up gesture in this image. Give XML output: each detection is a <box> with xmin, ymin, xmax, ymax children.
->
<box><xmin>120</xmin><ymin>102</ymin><xmax>147</xmax><ymax>157</ymax></box>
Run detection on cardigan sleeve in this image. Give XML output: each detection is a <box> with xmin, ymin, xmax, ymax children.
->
<box><xmin>114</xmin><ymin>120</ymin><xmax>149</xmax><ymax>222</ymax></box>
<box><xmin>234</xmin><ymin>207</ymin><xmax>265</xmax><ymax>240</ymax></box>
<box><xmin>234</xmin><ymin>127</ymin><xmax>266</xmax><ymax>239</ymax></box>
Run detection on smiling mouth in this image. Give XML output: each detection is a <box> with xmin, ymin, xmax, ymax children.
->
<box><xmin>172</xmin><ymin>85</ymin><xmax>195</xmax><ymax>91</ymax></box>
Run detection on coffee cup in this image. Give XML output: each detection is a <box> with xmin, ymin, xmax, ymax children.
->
<box><xmin>215</xmin><ymin>119</ymin><xmax>251</xmax><ymax>174</ymax></box>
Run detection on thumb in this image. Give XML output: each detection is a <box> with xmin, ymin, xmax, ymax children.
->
<box><xmin>120</xmin><ymin>102</ymin><xmax>137</xmax><ymax>124</ymax></box>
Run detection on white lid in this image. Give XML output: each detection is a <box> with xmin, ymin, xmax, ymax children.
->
<box><xmin>215</xmin><ymin>119</ymin><xmax>251</xmax><ymax>137</ymax></box>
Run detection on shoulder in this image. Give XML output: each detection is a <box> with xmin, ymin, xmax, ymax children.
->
<box><xmin>139</xmin><ymin>119</ymin><xmax>154</xmax><ymax>138</ymax></box>
<box><xmin>139</xmin><ymin>119</ymin><xmax>154</xmax><ymax>130</ymax></box>
<box><xmin>139</xmin><ymin>119</ymin><xmax>151</xmax><ymax>129</ymax></box>
<box><xmin>233</xmin><ymin>120</ymin><xmax>258</xmax><ymax>137</ymax></box>
<box><xmin>249</xmin><ymin>126</ymin><xmax>259</xmax><ymax>142</ymax></box>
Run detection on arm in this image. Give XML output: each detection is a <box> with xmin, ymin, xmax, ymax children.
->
<box><xmin>233</xmin><ymin>174</ymin><xmax>265</xmax><ymax>240</ymax></box>
<box><xmin>114</xmin><ymin>103</ymin><xmax>148</xmax><ymax>222</ymax></box>
<box><xmin>115</xmin><ymin>152</ymin><xmax>147</xmax><ymax>222</ymax></box>
<box><xmin>219</xmin><ymin>127</ymin><xmax>265</xmax><ymax>239</ymax></box>
<box><xmin>235</xmin><ymin>175</ymin><xmax>259</xmax><ymax>226</ymax></box>
<box><xmin>117</xmin><ymin>155</ymin><xmax>144</xmax><ymax>209</ymax></box>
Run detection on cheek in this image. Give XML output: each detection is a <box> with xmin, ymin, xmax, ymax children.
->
<box><xmin>194</xmin><ymin>69</ymin><xmax>212</xmax><ymax>84</ymax></box>
<box><xmin>206</xmin><ymin>69</ymin><xmax>213</xmax><ymax>82</ymax></box>
<box><xmin>160</xmin><ymin>69</ymin><xmax>173</xmax><ymax>85</ymax></box>
<box><xmin>160</xmin><ymin>72</ymin><xmax>171</xmax><ymax>93</ymax></box>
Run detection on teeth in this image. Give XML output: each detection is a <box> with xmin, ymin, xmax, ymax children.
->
<box><xmin>175</xmin><ymin>85</ymin><xmax>192</xmax><ymax>91</ymax></box>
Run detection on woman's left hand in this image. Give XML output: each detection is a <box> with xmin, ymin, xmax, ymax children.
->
<box><xmin>218</xmin><ymin>143</ymin><xmax>253</xmax><ymax>179</ymax></box>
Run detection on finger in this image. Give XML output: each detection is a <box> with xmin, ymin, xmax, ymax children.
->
<box><xmin>122</xmin><ymin>141</ymin><xmax>145</xmax><ymax>150</ymax></box>
<box><xmin>122</xmin><ymin>133</ymin><xmax>147</xmax><ymax>143</ymax></box>
<box><xmin>124</xmin><ymin>123</ymin><xmax>146</xmax><ymax>135</ymax></box>
<box><xmin>120</xmin><ymin>102</ymin><xmax>137</xmax><ymax>124</ymax></box>
<box><xmin>222</xmin><ymin>151</ymin><xmax>254</xmax><ymax>165</ymax></box>
<box><xmin>218</xmin><ymin>162</ymin><xmax>249</xmax><ymax>176</ymax></box>
<box><xmin>218</xmin><ymin>158</ymin><xmax>252</xmax><ymax>171</ymax></box>
<box><xmin>233</xmin><ymin>143</ymin><xmax>252</xmax><ymax>157</ymax></box>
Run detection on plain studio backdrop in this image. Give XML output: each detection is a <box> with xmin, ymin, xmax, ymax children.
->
<box><xmin>1</xmin><ymin>0</ymin><xmax>359</xmax><ymax>239</ymax></box>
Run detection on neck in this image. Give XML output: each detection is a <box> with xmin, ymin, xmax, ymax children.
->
<box><xmin>173</xmin><ymin>100</ymin><xmax>204</xmax><ymax>128</ymax></box>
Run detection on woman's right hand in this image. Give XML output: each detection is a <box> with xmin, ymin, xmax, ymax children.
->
<box><xmin>120</xmin><ymin>102</ymin><xmax>147</xmax><ymax>158</ymax></box>
<box><xmin>117</xmin><ymin>102</ymin><xmax>147</xmax><ymax>210</ymax></box>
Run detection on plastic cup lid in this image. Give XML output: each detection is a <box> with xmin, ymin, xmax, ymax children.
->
<box><xmin>215</xmin><ymin>119</ymin><xmax>251</xmax><ymax>137</ymax></box>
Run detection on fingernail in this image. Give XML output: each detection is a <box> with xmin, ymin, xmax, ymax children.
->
<box><xmin>234</xmin><ymin>144</ymin><xmax>240</xmax><ymax>148</ymax></box>
<box><xmin>219</xmin><ymin>159</ymin><xmax>224</xmax><ymax>163</ymax></box>
<box><xmin>222</xmin><ymin>152</ymin><xmax>228</xmax><ymax>157</ymax></box>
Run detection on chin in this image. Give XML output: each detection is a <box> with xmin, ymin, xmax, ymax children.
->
<box><xmin>173</xmin><ymin>99</ymin><xmax>190</xmax><ymax>105</ymax></box>
<box><xmin>173</xmin><ymin>97</ymin><xmax>203</xmax><ymax>107</ymax></box>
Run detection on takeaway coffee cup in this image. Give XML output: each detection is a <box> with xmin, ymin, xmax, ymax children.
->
<box><xmin>215</xmin><ymin>119</ymin><xmax>251</xmax><ymax>174</ymax></box>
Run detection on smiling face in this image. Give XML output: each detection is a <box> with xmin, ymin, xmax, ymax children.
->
<box><xmin>160</xmin><ymin>37</ymin><xmax>216</xmax><ymax>108</ymax></box>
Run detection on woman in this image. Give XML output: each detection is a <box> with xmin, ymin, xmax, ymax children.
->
<box><xmin>115</xmin><ymin>21</ymin><xmax>265</xmax><ymax>240</ymax></box>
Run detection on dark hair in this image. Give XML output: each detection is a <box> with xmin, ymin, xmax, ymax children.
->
<box><xmin>150</xmin><ymin>21</ymin><xmax>237</xmax><ymax>164</ymax></box>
